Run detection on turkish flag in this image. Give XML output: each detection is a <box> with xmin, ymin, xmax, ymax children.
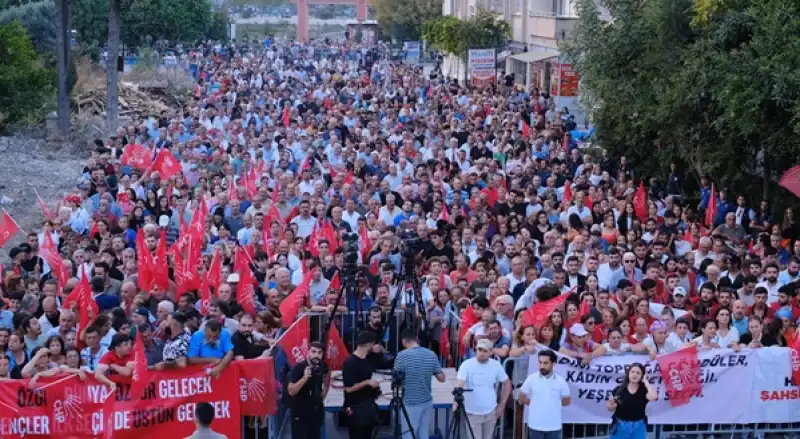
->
<box><xmin>657</xmin><ymin>345</ymin><xmax>702</xmax><ymax>407</ymax></box>
<box><xmin>0</xmin><ymin>209</ymin><xmax>21</xmax><ymax>248</ymax></box>
<box><xmin>234</xmin><ymin>248</ymin><xmax>258</xmax><ymax>315</ymax></box>
<box><xmin>520</xmin><ymin>289</ymin><xmax>573</xmax><ymax>328</ymax></box>
<box><xmin>704</xmin><ymin>184</ymin><xmax>717</xmax><ymax>227</ymax></box>
<box><xmin>458</xmin><ymin>307</ymin><xmax>479</xmax><ymax>357</ymax></box>
<box><xmin>120</xmin><ymin>144</ymin><xmax>153</xmax><ymax>169</ymax></box>
<box><xmin>789</xmin><ymin>332</ymin><xmax>800</xmax><ymax>386</ymax></box>
<box><xmin>277</xmin><ymin>314</ymin><xmax>311</xmax><ymax>366</ymax></box>
<box><xmin>779</xmin><ymin>165</ymin><xmax>800</xmax><ymax>199</ymax></box>
<box><xmin>152</xmin><ymin>148</ymin><xmax>182</xmax><ymax>180</ymax></box>
<box><xmin>325</xmin><ymin>324</ymin><xmax>349</xmax><ymax>371</ymax></box>
<box><xmin>237</xmin><ymin>358</ymin><xmax>278</xmax><ymax>416</ymax></box>
<box><xmin>279</xmin><ymin>269</ymin><xmax>314</xmax><ymax>327</ymax></box>
<box><xmin>634</xmin><ymin>181</ymin><xmax>647</xmax><ymax>222</ymax></box>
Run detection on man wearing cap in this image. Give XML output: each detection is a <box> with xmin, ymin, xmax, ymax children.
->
<box><xmin>454</xmin><ymin>338</ymin><xmax>512</xmax><ymax>439</ymax></box>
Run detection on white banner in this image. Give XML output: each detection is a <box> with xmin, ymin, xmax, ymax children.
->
<box><xmin>526</xmin><ymin>347</ymin><xmax>799</xmax><ymax>424</ymax></box>
<box><xmin>468</xmin><ymin>49</ymin><xmax>496</xmax><ymax>86</ymax></box>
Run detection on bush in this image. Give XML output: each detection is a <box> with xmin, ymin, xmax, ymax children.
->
<box><xmin>0</xmin><ymin>0</ymin><xmax>57</xmax><ymax>53</ymax></box>
<box><xmin>0</xmin><ymin>21</ymin><xmax>54</xmax><ymax>132</ymax></box>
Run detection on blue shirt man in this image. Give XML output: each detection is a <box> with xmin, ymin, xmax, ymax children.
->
<box><xmin>393</xmin><ymin>330</ymin><xmax>446</xmax><ymax>439</ymax></box>
<box><xmin>188</xmin><ymin>319</ymin><xmax>234</xmax><ymax>374</ymax></box>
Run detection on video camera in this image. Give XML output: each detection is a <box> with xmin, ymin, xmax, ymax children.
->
<box><xmin>391</xmin><ymin>369</ymin><xmax>404</xmax><ymax>390</ymax></box>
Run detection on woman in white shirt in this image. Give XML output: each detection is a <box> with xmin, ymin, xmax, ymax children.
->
<box><xmin>686</xmin><ymin>319</ymin><xmax>721</xmax><ymax>350</ymax></box>
<box><xmin>713</xmin><ymin>308</ymin><xmax>741</xmax><ymax>350</ymax></box>
<box><xmin>603</xmin><ymin>327</ymin><xmax>656</xmax><ymax>358</ymax></box>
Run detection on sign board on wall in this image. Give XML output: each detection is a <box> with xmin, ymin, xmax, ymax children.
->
<box><xmin>468</xmin><ymin>48</ymin><xmax>496</xmax><ymax>87</ymax></box>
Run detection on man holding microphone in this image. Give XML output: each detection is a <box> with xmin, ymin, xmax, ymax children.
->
<box><xmin>393</xmin><ymin>329</ymin><xmax>447</xmax><ymax>439</ymax></box>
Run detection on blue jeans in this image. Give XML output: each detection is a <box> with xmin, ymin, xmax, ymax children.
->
<box><xmin>529</xmin><ymin>428</ymin><xmax>562</xmax><ymax>439</ymax></box>
<box><xmin>401</xmin><ymin>401</ymin><xmax>433</xmax><ymax>439</ymax></box>
<box><xmin>610</xmin><ymin>419</ymin><xmax>647</xmax><ymax>439</ymax></box>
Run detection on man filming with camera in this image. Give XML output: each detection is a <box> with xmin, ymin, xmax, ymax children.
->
<box><xmin>454</xmin><ymin>338</ymin><xmax>512</xmax><ymax>439</ymax></box>
<box><xmin>393</xmin><ymin>329</ymin><xmax>446</xmax><ymax>439</ymax></box>
<box><xmin>288</xmin><ymin>341</ymin><xmax>330</xmax><ymax>439</ymax></box>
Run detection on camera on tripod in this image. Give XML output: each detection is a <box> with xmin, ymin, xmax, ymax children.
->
<box><xmin>340</xmin><ymin>232</ymin><xmax>360</xmax><ymax>276</ymax></box>
<box><xmin>391</xmin><ymin>369</ymin><xmax>404</xmax><ymax>390</ymax></box>
<box><xmin>452</xmin><ymin>387</ymin><xmax>465</xmax><ymax>403</ymax></box>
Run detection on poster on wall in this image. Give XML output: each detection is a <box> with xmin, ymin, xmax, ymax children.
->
<box><xmin>468</xmin><ymin>49</ymin><xmax>496</xmax><ymax>87</ymax></box>
<box><xmin>549</xmin><ymin>61</ymin><xmax>560</xmax><ymax>96</ymax></box>
<box><xmin>403</xmin><ymin>41</ymin><xmax>421</xmax><ymax>63</ymax></box>
<box><xmin>559</xmin><ymin>63</ymin><xmax>580</xmax><ymax>97</ymax></box>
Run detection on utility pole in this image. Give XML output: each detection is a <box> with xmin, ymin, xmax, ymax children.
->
<box><xmin>55</xmin><ymin>0</ymin><xmax>70</xmax><ymax>135</ymax></box>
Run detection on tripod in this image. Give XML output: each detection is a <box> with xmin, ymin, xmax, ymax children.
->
<box><xmin>373</xmin><ymin>373</ymin><xmax>418</xmax><ymax>439</ymax></box>
<box><xmin>448</xmin><ymin>390</ymin><xmax>476</xmax><ymax>439</ymax></box>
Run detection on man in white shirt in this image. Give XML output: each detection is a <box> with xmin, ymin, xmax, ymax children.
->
<box><xmin>455</xmin><ymin>339</ymin><xmax>512</xmax><ymax>439</ymax></box>
<box><xmin>504</xmin><ymin>256</ymin><xmax>526</xmax><ymax>292</ymax></box>
<box><xmin>755</xmin><ymin>263</ymin><xmax>781</xmax><ymax>304</ymax></box>
<box><xmin>290</xmin><ymin>200</ymin><xmax>316</xmax><ymax>238</ymax></box>
<box><xmin>378</xmin><ymin>193</ymin><xmax>402</xmax><ymax>226</ymax></box>
<box><xmin>341</xmin><ymin>198</ymin><xmax>362</xmax><ymax>231</ymax></box>
<box><xmin>518</xmin><ymin>350</ymin><xmax>570</xmax><ymax>439</ymax></box>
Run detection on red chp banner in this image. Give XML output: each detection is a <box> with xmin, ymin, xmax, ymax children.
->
<box><xmin>0</xmin><ymin>359</ymin><xmax>277</xmax><ymax>439</ymax></box>
<box><xmin>657</xmin><ymin>345</ymin><xmax>702</xmax><ymax>407</ymax></box>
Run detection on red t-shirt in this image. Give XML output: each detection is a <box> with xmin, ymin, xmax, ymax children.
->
<box><xmin>99</xmin><ymin>350</ymin><xmax>133</xmax><ymax>369</ymax></box>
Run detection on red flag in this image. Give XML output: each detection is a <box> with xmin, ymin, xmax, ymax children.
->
<box><xmin>458</xmin><ymin>306</ymin><xmax>479</xmax><ymax>356</ymax></box>
<box><xmin>246</xmin><ymin>165</ymin><xmax>259</xmax><ymax>200</ymax></box>
<box><xmin>135</xmin><ymin>229</ymin><xmax>153</xmax><ymax>292</ymax></box>
<box><xmin>633</xmin><ymin>181</ymin><xmax>647</xmax><ymax>222</ymax></box>
<box><xmin>369</xmin><ymin>257</ymin><xmax>380</xmax><ymax>276</ymax></box>
<box><xmin>657</xmin><ymin>345</ymin><xmax>702</xmax><ymax>407</ymax></box>
<box><xmin>440</xmin><ymin>203</ymin><xmax>450</xmax><ymax>222</ymax></box>
<box><xmin>704</xmin><ymin>184</ymin><xmax>717</xmax><ymax>227</ymax></box>
<box><xmin>562</xmin><ymin>133</ymin><xmax>570</xmax><ymax>151</ymax></box>
<box><xmin>40</xmin><ymin>232</ymin><xmax>68</xmax><ymax>290</ymax></box>
<box><xmin>329</xmin><ymin>271</ymin><xmax>341</xmax><ymax>292</ymax></box>
<box><xmin>237</xmin><ymin>358</ymin><xmax>278</xmax><ymax>416</ymax></box>
<box><xmin>790</xmin><ymin>333</ymin><xmax>800</xmax><ymax>386</ymax></box>
<box><xmin>199</xmin><ymin>271</ymin><xmax>212</xmax><ymax>316</ymax></box>
<box><xmin>64</xmin><ymin>268</ymin><xmax>98</xmax><ymax>333</ymax></box>
<box><xmin>152</xmin><ymin>148</ymin><xmax>182</xmax><ymax>180</ymax></box>
<box><xmin>440</xmin><ymin>325</ymin><xmax>452</xmax><ymax>365</ymax></box>
<box><xmin>0</xmin><ymin>209</ymin><xmax>22</xmax><ymax>248</ymax></box>
<box><xmin>779</xmin><ymin>165</ymin><xmax>800</xmax><ymax>199</ymax></box>
<box><xmin>173</xmin><ymin>238</ymin><xmax>201</xmax><ymax>295</ymax></box>
<box><xmin>207</xmin><ymin>247</ymin><xmax>222</xmax><ymax>290</ymax></box>
<box><xmin>325</xmin><ymin>324</ymin><xmax>349</xmax><ymax>371</ymax></box>
<box><xmin>300</xmin><ymin>154</ymin><xmax>311</xmax><ymax>172</ymax></box>
<box><xmin>521</xmin><ymin>120</ymin><xmax>530</xmax><ymax>137</ymax></box>
<box><xmin>562</xmin><ymin>181</ymin><xmax>572</xmax><ymax>207</ymax></box>
<box><xmin>520</xmin><ymin>289</ymin><xmax>573</xmax><ymax>328</ymax></box>
<box><xmin>227</xmin><ymin>176</ymin><xmax>238</xmax><ymax>201</ymax></box>
<box><xmin>277</xmin><ymin>315</ymin><xmax>311</xmax><ymax>366</ymax></box>
<box><xmin>343</xmin><ymin>171</ymin><xmax>354</xmax><ymax>185</ymax></box>
<box><xmin>282</xmin><ymin>105</ymin><xmax>291</xmax><ymax>127</ymax></box>
<box><xmin>151</xmin><ymin>231</ymin><xmax>170</xmax><ymax>291</ymax></box>
<box><xmin>89</xmin><ymin>221</ymin><xmax>99</xmax><ymax>239</ymax></box>
<box><xmin>579</xmin><ymin>298</ymin><xmax>592</xmax><ymax>318</ymax></box>
<box><xmin>34</xmin><ymin>188</ymin><xmax>55</xmax><ymax>221</ymax></box>
<box><xmin>359</xmin><ymin>225</ymin><xmax>372</xmax><ymax>263</ymax></box>
<box><xmin>278</xmin><ymin>269</ymin><xmax>314</xmax><ymax>327</ymax></box>
<box><xmin>131</xmin><ymin>329</ymin><xmax>148</xmax><ymax>399</ymax></box>
<box><xmin>120</xmin><ymin>144</ymin><xmax>153</xmax><ymax>169</ymax></box>
<box><xmin>234</xmin><ymin>248</ymin><xmax>258</xmax><ymax>315</ymax></box>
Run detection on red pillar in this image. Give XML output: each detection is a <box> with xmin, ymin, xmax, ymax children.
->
<box><xmin>297</xmin><ymin>0</ymin><xmax>309</xmax><ymax>42</ymax></box>
<box><xmin>356</xmin><ymin>0</ymin><xmax>367</xmax><ymax>21</ymax></box>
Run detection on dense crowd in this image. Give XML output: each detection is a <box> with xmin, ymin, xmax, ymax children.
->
<box><xmin>0</xmin><ymin>38</ymin><xmax>799</xmax><ymax>427</ymax></box>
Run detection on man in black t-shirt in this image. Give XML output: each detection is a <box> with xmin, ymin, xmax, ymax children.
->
<box><xmin>288</xmin><ymin>341</ymin><xmax>329</xmax><ymax>439</ymax></box>
<box><xmin>342</xmin><ymin>332</ymin><xmax>381</xmax><ymax>439</ymax></box>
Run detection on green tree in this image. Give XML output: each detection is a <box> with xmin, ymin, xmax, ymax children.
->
<box><xmin>0</xmin><ymin>1</ymin><xmax>57</xmax><ymax>53</ymax></box>
<box><xmin>374</xmin><ymin>0</ymin><xmax>441</xmax><ymax>42</ymax></box>
<box><xmin>561</xmin><ymin>0</ymin><xmax>800</xmax><ymax>201</ymax></box>
<box><xmin>0</xmin><ymin>21</ymin><xmax>53</xmax><ymax>132</ymax></box>
<box><xmin>422</xmin><ymin>10</ymin><xmax>510</xmax><ymax>57</ymax></box>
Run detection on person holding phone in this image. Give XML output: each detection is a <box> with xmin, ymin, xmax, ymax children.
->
<box><xmin>605</xmin><ymin>363</ymin><xmax>658</xmax><ymax>439</ymax></box>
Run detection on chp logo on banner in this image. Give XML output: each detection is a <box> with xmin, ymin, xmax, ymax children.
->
<box><xmin>790</xmin><ymin>336</ymin><xmax>800</xmax><ymax>386</ymax></box>
<box><xmin>120</xmin><ymin>144</ymin><xmax>153</xmax><ymax>170</ymax></box>
<box><xmin>237</xmin><ymin>358</ymin><xmax>278</xmax><ymax>416</ymax></box>
<box><xmin>657</xmin><ymin>345</ymin><xmax>702</xmax><ymax>407</ymax></box>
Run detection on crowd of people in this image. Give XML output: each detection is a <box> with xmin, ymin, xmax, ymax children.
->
<box><xmin>0</xmin><ymin>36</ymin><xmax>799</xmax><ymax>439</ymax></box>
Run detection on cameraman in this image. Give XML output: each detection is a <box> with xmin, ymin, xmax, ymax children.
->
<box><xmin>343</xmin><ymin>332</ymin><xmax>382</xmax><ymax>439</ymax></box>
<box><xmin>288</xmin><ymin>342</ymin><xmax>329</xmax><ymax>439</ymax></box>
<box><xmin>393</xmin><ymin>329</ymin><xmax>446</xmax><ymax>439</ymax></box>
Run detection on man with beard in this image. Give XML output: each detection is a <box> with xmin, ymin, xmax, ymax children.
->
<box><xmin>518</xmin><ymin>350</ymin><xmax>570</xmax><ymax>439</ymax></box>
<box><xmin>232</xmin><ymin>314</ymin><xmax>270</xmax><ymax>360</ymax></box>
<box><xmin>769</xmin><ymin>283</ymin><xmax>800</xmax><ymax>322</ymax></box>
<box><xmin>360</xmin><ymin>306</ymin><xmax>393</xmax><ymax>368</ymax></box>
<box><xmin>288</xmin><ymin>342</ymin><xmax>329</xmax><ymax>439</ymax></box>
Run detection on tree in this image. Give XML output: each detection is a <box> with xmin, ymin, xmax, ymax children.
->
<box><xmin>561</xmin><ymin>0</ymin><xmax>800</xmax><ymax>202</ymax></box>
<box><xmin>0</xmin><ymin>21</ymin><xmax>53</xmax><ymax>132</ymax></box>
<box><xmin>422</xmin><ymin>10</ymin><xmax>510</xmax><ymax>57</ymax></box>
<box><xmin>107</xmin><ymin>0</ymin><xmax>121</xmax><ymax>131</ymax></box>
<box><xmin>0</xmin><ymin>1</ymin><xmax>58</xmax><ymax>53</ymax></box>
<box><xmin>374</xmin><ymin>0</ymin><xmax>441</xmax><ymax>42</ymax></box>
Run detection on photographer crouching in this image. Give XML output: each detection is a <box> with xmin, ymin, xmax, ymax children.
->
<box><xmin>288</xmin><ymin>342</ymin><xmax>330</xmax><ymax>439</ymax></box>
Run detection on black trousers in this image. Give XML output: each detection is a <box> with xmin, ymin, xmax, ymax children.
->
<box><xmin>347</xmin><ymin>418</ymin><xmax>376</xmax><ymax>439</ymax></box>
<box><xmin>291</xmin><ymin>410</ymin><xmax>324</xmax><ymax>439</ymax></box>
